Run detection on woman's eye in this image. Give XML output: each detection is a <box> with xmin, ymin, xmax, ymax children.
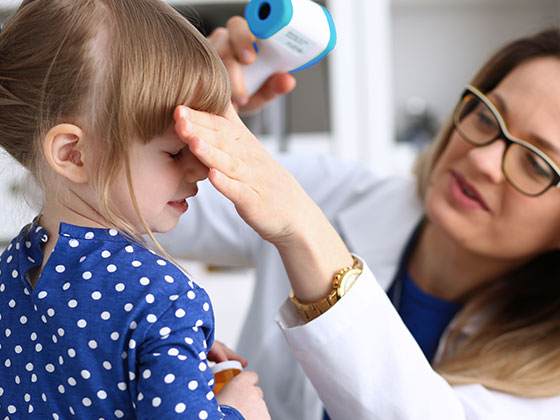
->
<box><xmin>476</xmin><ymin>110</ymin><xmax>498</xmax><ymax>132</ymax></box>
<box><xmin>524</xmin><ymin>152</ymin><xmax>551</xmax><ymax>180</ymax></box>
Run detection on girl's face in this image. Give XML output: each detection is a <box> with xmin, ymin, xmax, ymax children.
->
<box><xmin>425</xmin><ymin>57</ymin><xmax>560</xmax><ymax>260</ymax></box>
<box><xmin>110</xmin><ymin>126</ymin><xmax>208</xmax><ymax>234</ymax></box>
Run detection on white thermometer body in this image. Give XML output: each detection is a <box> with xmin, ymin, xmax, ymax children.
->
<box><xmin>242</xmin><ymin>0</ymin><xmax>337</xmax><ymax>95</ymax></box>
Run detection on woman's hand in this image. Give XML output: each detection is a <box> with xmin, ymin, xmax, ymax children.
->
<box><xmin>174</xmin><ymin>104</ymin><xmax>311</xmax><ymax>246</ymax></box>
<box><xmin>174</xmin><ymin>104</ymin><xmax>354</xmax><ymax>303</ymax></box>
<box><xmin>208</xmin><ymin>340</ymin><xmax>248</xmax><ymax>367</ymax></box>
<box><xmin>216</xmin><ymin>371</ymin><xmax>270</xmax><ymax>420</ymax></box>
<box><xmin>208</xmin><ymin>16</ymin><xmax>296</xmax><ymax>114</ymax></box>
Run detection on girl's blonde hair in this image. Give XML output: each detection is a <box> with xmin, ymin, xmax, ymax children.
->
<box><xmin>414</xmin><ymin>28</ymin><xmax>560</xmax><ymax>397</ymax></box>
<box><xmin>0</xmin><ymin>0</ymin><xmax>230</xmax><ymax>243</ymax></box>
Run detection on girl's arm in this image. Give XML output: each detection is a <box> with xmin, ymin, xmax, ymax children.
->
<box><xmin>134</xmin><ymin>285</ymin><xmax>269</xmax><ymax>420</ymax></box>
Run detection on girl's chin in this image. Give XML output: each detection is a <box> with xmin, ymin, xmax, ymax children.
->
<box><xmin>147</xmin><ymin>219</ymin><xmax>180</xmax><ymax>235</ymax></box>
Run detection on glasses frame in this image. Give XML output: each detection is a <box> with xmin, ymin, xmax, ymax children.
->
<box><xmin>453</xmin><ymin>84</ymin><xmax>560</xmax><ymax>197</ymax></box>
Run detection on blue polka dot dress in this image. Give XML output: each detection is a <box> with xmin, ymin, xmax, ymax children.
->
<box><xmin>0</xmin><ymin>221</ymin><xmax>244</xmax><ymax>420</ymax></box>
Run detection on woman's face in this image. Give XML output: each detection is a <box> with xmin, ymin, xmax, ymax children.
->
<box><xmin>425</xmin><ymin>57</ymin><xmax>560</xmax><ymax>260</ymax></box>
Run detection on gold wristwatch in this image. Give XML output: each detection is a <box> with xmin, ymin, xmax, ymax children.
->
<box><xmin>289</xmin><ymin>256</ymin><xmax>362</xmax><ymax>323</ymax></box>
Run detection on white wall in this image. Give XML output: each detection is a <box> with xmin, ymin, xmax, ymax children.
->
<box><xmin>392</xmin><ymin>0</ymin><xmax>560</xmax><ymax>135</ymax></box>
<box><xmin>0</xmin><ymin>152</ymin><xmax>37</xmax><ymax>243</ymax></box>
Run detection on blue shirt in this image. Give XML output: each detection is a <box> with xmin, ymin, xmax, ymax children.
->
<box><xmin>0</xmin><ymin>222</ymin><xmax>243</xmax><ymax>420</ymax></box>
<box><xmin>387</xmin><ymin>221</ymin><xmax>462</xmax><ymax>362</ymax></box>
<box><xmin>392</xmin><ymin>272</ymin><xmax>461</xmax><ymax>362</ymax></box>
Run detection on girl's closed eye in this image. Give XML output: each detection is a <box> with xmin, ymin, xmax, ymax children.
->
<box><xmin>168</xmin><ymin>147</ymin><xmax>186</xmax><ymax>162</ymax></box>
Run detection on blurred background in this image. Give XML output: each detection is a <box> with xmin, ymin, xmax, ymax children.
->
<box><xmin>0</xmin><ymin>0</ymin><xmax>558</xmax><ymax>347</ymax></box>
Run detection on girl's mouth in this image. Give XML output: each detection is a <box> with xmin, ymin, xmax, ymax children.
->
<box><xmin>167</xmin><ymin>198</ymin><xmax>189</xmax><ymax>214</ymax></box>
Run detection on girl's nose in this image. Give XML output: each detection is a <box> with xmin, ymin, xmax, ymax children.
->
<box><xmin>467</xmin><ymin>138</ymin><xmax>507</xmax><ymax>184</ymax></box>
<box><xmin>183</xmin><ymin>149</ymin><xmax>209</xmax><ymax>183</ymax></box>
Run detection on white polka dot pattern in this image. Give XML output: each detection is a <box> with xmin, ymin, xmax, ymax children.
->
<box><xmin>0</xmin><ymin>222</ymin><xmax>232</xmax><ymax>419</ymax></box>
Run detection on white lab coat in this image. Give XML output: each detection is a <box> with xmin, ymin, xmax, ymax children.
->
<box><xmin>158</xmin><ymin>154</ymin><xmax>560</xmax><ymax>420</ymax></box>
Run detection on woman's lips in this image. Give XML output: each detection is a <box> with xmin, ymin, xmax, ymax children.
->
<box><xmin>449</xmin><ymin>172</ymin><xmax>490</xmax><ymax>211</ymax></box>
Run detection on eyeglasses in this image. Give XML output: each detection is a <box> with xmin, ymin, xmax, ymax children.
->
<box><xmin>453</xmin><ymin>85</ymin><xmax>560</xmax><ymax>196</ymax></box>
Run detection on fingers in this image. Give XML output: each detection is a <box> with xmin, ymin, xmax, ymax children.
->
<box><xmin>207</xmin><ymin>169</ymin><xmax>259</xmax><ymax>214</ymax></box>
<box><xmin>226</xmin><ymin>16</ymin><xmax>257</xmax><ymax>65</ymax></box>
<box><xmin>187</xmin><ymin>136</ymin><xmax>243</xmax><ymax>178</ymax></box>
<box><xmin>175</xmin><ymin>105</ymin><xmax>231</xmax><ymax>134</ymax></box>
<box><xmin>240</xmin><ymin>73</ymin><xmax>297</xmax><ymax>115</ymax></box>
<box><xmin>262</xmin><ymin>73</ymin><xmax>297</xmax><ymax>99</ymax></box>
<box><xmin>207</xmin><ymin>342</ymin><xmax>229</xmax><ymax>363</ymax></box>
<box><xmin>208</xmin><ymin>340</ymin><xmax>249</xmax><ymax>367</ymax></box>
<box><xmin>174</xmin><ymin>106</ymin><xmax>251</xmax><ymax>155</ymax></box>
<box><xmin>182</xmin><ymin>134</ymin><xmax>256</xmax><ymax>210</ymax></box>
<box><xmin>208</xmin><ymin>23</ymin><xmax>251</xmax><ymax>107</ymax></box>
<box><xmin>232</xmin><ymin>372</ymin><xmax>264</xmax><ymax>398</ymax></box>
<box><xmin>220</xmin><ymin>346</ymin><xmax>249</xmax><ymax>367</ymax></box>
<box><xmin>208</xmin><ymin>17</ymin><xmax>296</xmax><ymax>114</ymax></box>
<box><xmin>173</xmin><ymin>105</ymin><xmax>263</xmax><ymax>213</ymax></box>
<box><xmin>233</xmin><ymin>371</ymin><xmax>259</xmax><ymax>386</ymax></box>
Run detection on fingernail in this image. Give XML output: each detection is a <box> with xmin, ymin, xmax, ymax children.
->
<box><xmin>235</xmin><ymin>96</ymin><xmax>249</xmax><ymax>106</ymax></box>
<box><xmin>197</xmin><ymin>138</ymin><xmax>208</xmax><ymax>152</ymax></box>
<box><xmin>211</xmin><ymin>169</ymin><xmax>224</xmax><ymax>183</ymax></box>
<box><xmin>240</xmin><ymin>49</ymin><xmax>254</xmax><ymax>64</ymax></box>
<box><xmin>179</xmin><ymin>108</ymin><xmax>193</xmax><ymax>133</ymax></box>
<box><xmin>185</xmin><ymin>119</ymin><xmax>193</xmax><ymax>133</ymax></box>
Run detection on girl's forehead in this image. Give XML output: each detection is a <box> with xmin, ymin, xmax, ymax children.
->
<box><xmin>150</xmin><ymin>126</ymin><xmax>184</xmax><ymax>147</ymax></box>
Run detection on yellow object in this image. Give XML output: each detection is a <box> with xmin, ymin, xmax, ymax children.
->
<box><xmin>212</xmin><ymin>360</ymin><xmax>243</xmax><ymax>394</ymax></box>
<box><xmin>289</xmin><ymin>256</ymin><xmax>362</xmax><ymax>322</ymax></box>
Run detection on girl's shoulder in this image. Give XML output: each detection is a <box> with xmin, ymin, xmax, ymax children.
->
<box><xmin>52</xmin><ymin>223</ymin><xmax>205</xmax><ymax>298</ymax></box>
<box><xmin>43</xmin><ymin>223</ymin><xmax>212</xmax><ymax>328</ymax></box>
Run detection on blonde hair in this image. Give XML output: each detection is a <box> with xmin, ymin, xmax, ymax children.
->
<box><xmin>414</xmin><ymin>28</ymin><xmax>560</xmax><ymax>397</ymax></box>
<box><xmin>0</xmin><ymin>0</ymin><xmax>230</xmax><ymax>246</ymax></box>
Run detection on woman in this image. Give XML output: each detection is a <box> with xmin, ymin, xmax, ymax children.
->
<box><xmin>162</xmin><ymin>24</ymin><xmax>560</xmax><ymax>419</ymax></box>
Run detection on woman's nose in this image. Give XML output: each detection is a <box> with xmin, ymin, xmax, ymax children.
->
<box><xmin>467</xmin><ymin>138</ymin><xmax>507</xmax><ymax>184</ymax></box>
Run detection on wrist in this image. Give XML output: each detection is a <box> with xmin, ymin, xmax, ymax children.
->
<box><xmin>289</xmin><ymin>255</ymin><xmax>363</xmax><ymax>322</ymax></box>
<box><xmin>274</xmin><ymin>205</ymin><xmax>354</xmax><ymax>302</ymax></box>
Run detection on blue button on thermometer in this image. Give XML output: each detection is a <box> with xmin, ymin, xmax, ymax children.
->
<box><xmin>243</xmin><ymin>0</ymin><xmax>337</xmax><ymax>95</ymax></box>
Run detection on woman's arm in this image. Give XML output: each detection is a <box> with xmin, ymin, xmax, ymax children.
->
<box><xmin>277</xmin><ymin>259</ymin><xmax>560</xmax><ymax>419</ymax></box>
<box><xmin>174</xmin><ymin>104</ymin><xmax>352</xmax><ymax>302</ymax></box>
<box><xmin>173</xmin><ymin>105</ymin><xmax>560</xmax><ymax>420</ymax></box>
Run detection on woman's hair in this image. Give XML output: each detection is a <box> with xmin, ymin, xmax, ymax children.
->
<box><xmin>414</xmin><ymin>28</ymin><xmax>560</xmax><ymax>397</ymax></box>
<box><xmin>0</xmin><ymin>0</ymin><xmax>230</xmax><ymax>240</ymax></box>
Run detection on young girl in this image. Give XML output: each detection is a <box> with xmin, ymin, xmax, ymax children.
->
<box><xmin>0</xmin><ymin>1</ymin><xmax>269</xmax><ymax>419</ymax></box>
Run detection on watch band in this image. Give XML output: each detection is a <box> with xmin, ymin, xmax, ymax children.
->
<box><xmin>289</xmin><ymin>256</ymin><xmax>362</xmax><ymax>323</ymax></box>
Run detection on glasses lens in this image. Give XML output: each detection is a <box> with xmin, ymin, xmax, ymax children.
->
<box><xmin>503</xmin><ymin>142</ymin><xmax>554</xmax><ymax>196</ymax></box>
<box><xmin>455</xmin><ymin>93</ymin><xmax>500</xmax><ymax>146</ymax></box>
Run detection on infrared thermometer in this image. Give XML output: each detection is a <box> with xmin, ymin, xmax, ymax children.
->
<box><xmin>242</xmin><ymin>0</ymin><xmax>337</xmax><ymax>96</ymax></box>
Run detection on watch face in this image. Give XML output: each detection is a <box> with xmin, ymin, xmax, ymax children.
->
<box><xmin>338</xmin><ymin>269</ymin><xmax>361</xmax><ymax>295</ymax></box>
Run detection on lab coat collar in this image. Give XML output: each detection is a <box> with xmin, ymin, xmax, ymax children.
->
<box><xmin>335</xmin><ymin>176</ymin><xmax>424</xmax><ymax>292</ymax></box>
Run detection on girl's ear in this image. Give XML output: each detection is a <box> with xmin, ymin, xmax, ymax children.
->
<box><xmin>43</xmin><ymin>124</ymin><xmax>88</xmax><ymax>184</ymax></box>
